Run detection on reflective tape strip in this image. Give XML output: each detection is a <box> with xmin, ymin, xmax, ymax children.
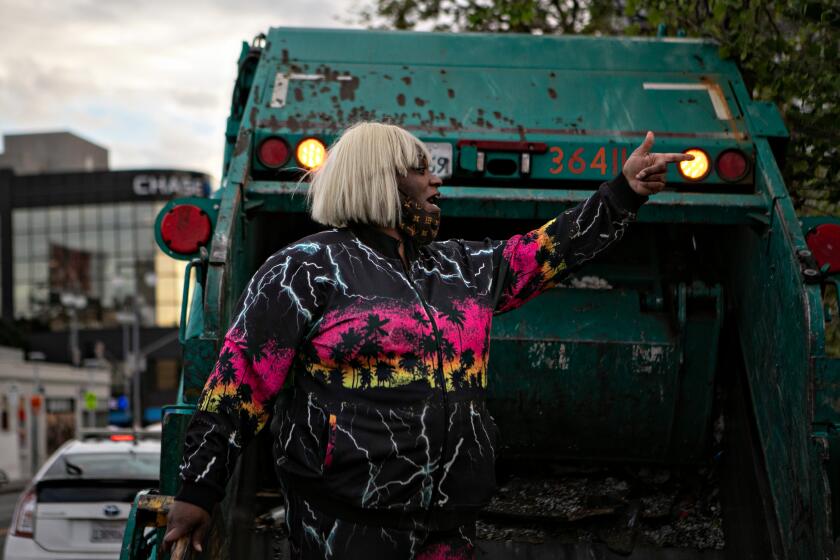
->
<box><xmin>643</xmin><ymin>82</ymin><xmax>733</xmax><ymax>120</ymax></box>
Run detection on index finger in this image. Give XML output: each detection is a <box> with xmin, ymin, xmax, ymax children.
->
<box><xmin>657</xmin><ymin>153</ymin><xmax>694</xmax><ymax>163</ymax></box>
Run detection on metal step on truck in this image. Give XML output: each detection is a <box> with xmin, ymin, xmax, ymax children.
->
<box><xmin>120</xmin><ymin>27</ymin><xmax>840</xmax><ymax>559</ymax></box>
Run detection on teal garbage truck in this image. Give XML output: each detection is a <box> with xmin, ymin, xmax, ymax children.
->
<box><xmin>121</xmin><ymin>28</ymin><xmax>840</xmax><ymax>559</ymax></box>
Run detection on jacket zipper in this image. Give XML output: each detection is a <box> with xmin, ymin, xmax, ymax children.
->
<box><xmin>399</xmin><ymin>259</ymin><xmax>450</xmax><ymax>510</ymax></box>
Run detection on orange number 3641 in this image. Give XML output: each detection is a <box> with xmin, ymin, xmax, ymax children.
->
<box><xmin>548</xmin><ymin>146</ymin><xmax>627</xmax><ymax>176</ymax></box>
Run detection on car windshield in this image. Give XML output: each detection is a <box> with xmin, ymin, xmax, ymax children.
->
<box><xmin>43</xmin><ymin>451</ymin><xmax>160</xmax><ymax>480</ymax></box>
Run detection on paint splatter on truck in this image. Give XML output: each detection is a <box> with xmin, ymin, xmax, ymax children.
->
<box><xmin>122</xmin><ymin>28</ymin><xmax>840</xmax><ymax>559</ymax></box>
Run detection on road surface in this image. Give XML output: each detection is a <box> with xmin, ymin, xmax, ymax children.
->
<box><xmin>0</xmin><ymin>489</ymin><xmax>20</xmax><ymax>553</ymax></box>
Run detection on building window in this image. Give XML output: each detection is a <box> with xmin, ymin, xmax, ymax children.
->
<box><xmin>154</xmin><ymin>251</ymin><xmax>185</xmax><ymax>328</ymax></box>
<box><xmin>12</xmin><ymin>209</ymin><xmax>30</xmax><ymax>234</ymax></box>
<box><xmin>29</xmin><ymin>208</ymin><xmax>47</xmax><ymax>232</ymax></box>
<box><xmin>13</xmin><ymin>285</ymin><xmax>30</xmax><ymax>318</ymax></box>
<box><xmin>12</xmin><ymin>202</ymin><xmax>188</xmax><ymax>329</ymax></box>
<box><xmin>47</xmin><ymin>207</ymin><xmax>64</xmax><ymax>232</ymax></box>
<box><xmin>64</xmin><ymin>206</ymin><xmax>82</xmax><ymax>230</ymax></box>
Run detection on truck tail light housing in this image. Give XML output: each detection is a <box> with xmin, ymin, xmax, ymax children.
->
<box><xmin>12</xmin><ymin>487</ymin><xmax>36</xmax><ymax>538</ymax></box>
<box><xmin>715</xmin><ymin>149</ymin><xmax>750</xmax><ymax>182</ymax></box>
<box><xmin>160</xmin><ymin>205</ymin><xmax>212</xmax><ymax>255</ymax></box>
<box><xmin>678</xmin><ymin>148</ymin><xmax>710</xmax><ymax>181</ymax></box>
<box><xmin>296</xmin><ymin>138</ymin><xmax>326</xmax><ymax>170</ymax></box>
<box><xmin>257</xmin><ymin>137</ymin><xmax>291</xmax><ymax>168</ymax></box>
<box><xmin>806</xmin><ymin>223</ymin><xmax>840</xmax><ymax>274</ymax></box>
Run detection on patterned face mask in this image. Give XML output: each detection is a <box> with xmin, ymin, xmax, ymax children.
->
<box><xmin>398</xmin><ymin>191</ymin><xmax>441</xmax><ymax>245</ymax></box>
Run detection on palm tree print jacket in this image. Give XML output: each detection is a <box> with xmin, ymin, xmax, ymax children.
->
<box><xmin>177</xmin><ymin>174</ymin><xmax>645</xmax><ymax>524</ymax></box>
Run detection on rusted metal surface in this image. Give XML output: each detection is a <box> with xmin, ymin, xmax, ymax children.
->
<box><xmin>725</xmin><ymin>139</ymin><xmax>833</xmax><ymax>558</ymax></box>
<box><xmin>135</xmin><ymin>493</ymin><xmax>174</xmax><ymax>528</ymax></box>
<box><xmin>236</xmin><ymin>29</ymin><xmax>756</xmax><ymax>186</ymax></box>
<box><xmin>123</xmin><ymin>27</ymin><xmax>840</xmax><ymax>560</ymax></box>
<box><xmin>244</xmin><ymin>181</ymin><xmax>769</xmax><ymax>225</ymax></box>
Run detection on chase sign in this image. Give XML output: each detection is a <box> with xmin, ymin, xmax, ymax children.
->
<box><xmin>132</xmin><ymin>174</ymin><xmax>210</xmax><ymax>198</ymax></box>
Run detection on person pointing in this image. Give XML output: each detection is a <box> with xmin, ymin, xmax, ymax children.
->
<box><xmin>164</xmin><ymin>123</ymin><xmax>692</xmax><ymax>559</ymax></box>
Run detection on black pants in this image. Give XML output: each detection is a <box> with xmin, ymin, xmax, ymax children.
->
<box><xmin>285</xmin><ymin>491</ymin><xmax>476</xmax><ymax>559</ymax></box>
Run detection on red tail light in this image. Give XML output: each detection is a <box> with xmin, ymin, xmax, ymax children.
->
<box><xmin>110</xmin><ymin>434</ymin><xmax>135</xmax><ymax>441</ymax></box>
<box><xmin>257</xmin><ymin>137</ymin><xmax>291</xmax><ymax>168</ymax></box>
<box><xmin>716</xmin><ymin>149</ymin><xmax>750</xmax><ymax>182</ymax></box>
<box><xmin>806</xmin><ymin>224</ymin><xmax>840</xmax><ymax>274</ymax></box>
<box><xmin>12</xmin><ymin>487</ymin><xmax>36</xmax><ymax>538</ymax></box>
<box><xmin>160</xmin><ymin>205</ymin><xmax>212</xmax><ymax>254</ymax></box>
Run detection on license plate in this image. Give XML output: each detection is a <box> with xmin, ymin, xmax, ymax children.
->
<box><xmin>425</xmin><ymin>142</ymin><xmax>453</xmax><ymax>178</ymax></box>
<box><xmin>90</xmin><ymin>520</ymin><xmax>125</xmax><ymax>543</ymax></box>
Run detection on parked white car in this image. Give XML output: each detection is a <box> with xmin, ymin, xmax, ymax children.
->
<box><xmin>3</xmin><ymin>432</ymin><xmax>160</xmax><ymax>560</ymax></box>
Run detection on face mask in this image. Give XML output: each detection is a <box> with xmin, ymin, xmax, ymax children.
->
<box><xmin>398</xmin><ymin>191</ymin><xmax>440</xmax><ymax>245</ymax></box>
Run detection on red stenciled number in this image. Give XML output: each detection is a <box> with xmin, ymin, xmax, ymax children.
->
<box><xmin>568</xmin><ymin>148</ymin><xmax>586</xmax><ymax>174</ymax></box>
<box><xmin>590</xmin><ymin>147</ymin><xmax>607</xmax><ymax>175</ymax></box>
<box><xmin>621</xmin><ymin>147</ymin><xmax>628</xmax><ymax>167</ymax></box>
<box><xmin>549</xmin><ymin>147</ymin><xmax>564</xmax><ymax>174</ymax></box>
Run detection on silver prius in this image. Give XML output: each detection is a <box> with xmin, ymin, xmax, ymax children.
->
<box><xmin>4</xmin><ymin>433</ymin><xmax>160</xmax><ymax>560</ymax></box>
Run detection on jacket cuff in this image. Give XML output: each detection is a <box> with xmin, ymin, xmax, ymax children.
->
<box><xmin>175</xmin><ymin>482</ymin><xmax>222</xmax><ymax>514</ymax></box>
<box><xmin>606</xmin><ymin>172</ymin><xmax>648</xmax><ymax>213</ymax></box>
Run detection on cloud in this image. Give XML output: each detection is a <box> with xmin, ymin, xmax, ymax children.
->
<box><xmin>0</xmin><ymin>0</ymin><xmax>361</xmax><ymax>181</ymax></box>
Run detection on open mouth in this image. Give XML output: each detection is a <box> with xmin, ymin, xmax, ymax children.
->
<box><xmin>426</xmin><ymin>194</ymin><xmax>441</xmax><ymax>209</ymax></box>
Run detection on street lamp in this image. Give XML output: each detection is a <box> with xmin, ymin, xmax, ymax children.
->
<box><xmin>59</xmin><ymin>292</ymin><xmax>87</xmax><ymax>367</ymax></box>
<box><xmin>111</xmin><ymin>270</ymin><xmax>146</xmax><ymax>431</ymax></box>
<box><xmin>27</xmin><ymin>352</ymin><xmax>46</xmax><ymax>475</ymax></box>
<box><xmin>116</xmin><ymin>304</ymin><xmax>142</xmax><ymax>431</ymax></box>
<box><xmin>60</xmin><ymin>292</ymin><xmax>93</xmax><ymax>427</ymax></box>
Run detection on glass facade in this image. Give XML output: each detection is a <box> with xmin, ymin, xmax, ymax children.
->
<box><xmin>12</xmin><ymin>202</ymin><xmax>185</xmax><ymax>328</ymax></box>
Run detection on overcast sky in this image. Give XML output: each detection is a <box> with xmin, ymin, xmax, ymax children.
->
<box><xmin>0</xmin><ymin>0</ymin><xmax>363</xmax><ymax>181</ymax></box>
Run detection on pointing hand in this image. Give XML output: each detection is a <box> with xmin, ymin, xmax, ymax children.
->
<box><xmin>622</xmin><ymin>131</ymin><xmax>694</xmax><ymax>196</ymax></box>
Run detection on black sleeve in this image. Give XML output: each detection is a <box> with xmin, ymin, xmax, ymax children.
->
<box><xmin>492</xmin><ymin>173</ymin><xmax>646</xmax><ymax>314</ymax></box>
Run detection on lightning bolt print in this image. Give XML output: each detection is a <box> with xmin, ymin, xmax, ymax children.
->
<box><xmin>177</xmin><ymin>174</ymin><xmax>644</xmax><ymax>535</ymax></box>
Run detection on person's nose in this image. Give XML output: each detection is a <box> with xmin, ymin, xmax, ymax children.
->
<box><xmin>429</xmin><ymin>173</ymin><xmax>442</xmax><ymax>186</ymax></box>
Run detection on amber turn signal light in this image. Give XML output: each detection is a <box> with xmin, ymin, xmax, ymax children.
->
<box><xmin>678</xmin><ymin>149</ymin><xmax>710</xmax><ymax>181</ymax></box>
<box><xmin>296</xmin><ymin>138</ymin><xmax>326</xmax><ymax>170</ymax></box>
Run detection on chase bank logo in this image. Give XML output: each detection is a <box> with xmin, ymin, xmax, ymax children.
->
<box><xmin>132</xmin><ymin>174</ymin><xmax>209</xmax><ymax>198</ymax></box>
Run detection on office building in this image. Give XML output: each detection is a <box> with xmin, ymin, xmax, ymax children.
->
<box><xmin>0</xmin><ymin>131</ymin><xmax>211</xmax><ymax>426</ymax></box>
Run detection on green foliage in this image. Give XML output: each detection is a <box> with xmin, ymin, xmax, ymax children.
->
<box><xmin>626</xmin><ymin>0</ymin><xmax>839</xmax><ymax>203</ymax></box>
<box><xmin>360</xmin><ymin>0</ymin><xmax>839</xmax><ymax>203</ymax></box>
<box><xmin>358</xmin><ymin>0</ymin><xmax>628</xmax><ymax>34</ymax></box>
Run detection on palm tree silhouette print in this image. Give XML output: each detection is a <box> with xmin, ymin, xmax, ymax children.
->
<box><xmin>375</xmin><ymin>360</ymin><xmax>396</xmax><ymax>387</ymax></box>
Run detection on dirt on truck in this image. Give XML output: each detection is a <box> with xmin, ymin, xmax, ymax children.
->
<box><xmin>121</xmin><ymin>28</ymin><xmax>840</xmax><ymax>560</ymax></box>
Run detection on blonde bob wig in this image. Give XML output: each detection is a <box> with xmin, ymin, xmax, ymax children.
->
<box><xmin>308</xmin><ymin>122</ymin><xmax>431</xmax><ymax>228</ymax></box>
